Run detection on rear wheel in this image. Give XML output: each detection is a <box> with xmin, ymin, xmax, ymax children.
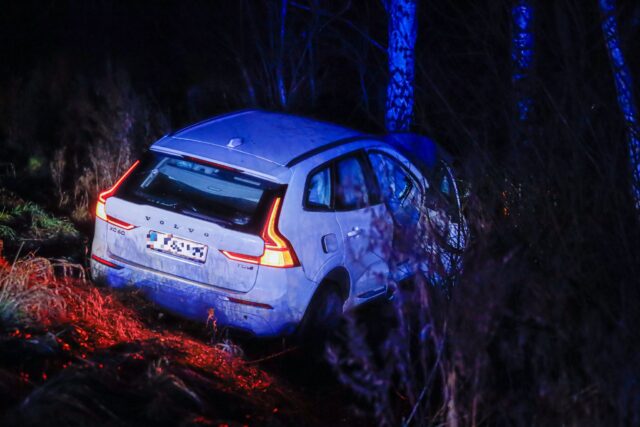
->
<box><xmin>297</xmin><ymin>283</ymin><xmax>344</xmax><ymax>344</ymax></box>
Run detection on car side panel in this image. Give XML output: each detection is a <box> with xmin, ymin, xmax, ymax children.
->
<box><xmin>278</xmin><ymin>163</ymin><xmax>344</xmax><ymax>287</ymax></box>
<box><xmin>281</xmin><ymin>140</ymin><xmax>398</xmax><ymax>302</ymax></box>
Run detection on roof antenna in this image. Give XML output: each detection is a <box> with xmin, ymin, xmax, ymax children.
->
<box><xmin>227</xmin><ymin>137</ymin><xmax>243</xmax><ymax>148</ymax></box>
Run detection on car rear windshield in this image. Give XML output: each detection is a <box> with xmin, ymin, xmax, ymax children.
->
<box><xmin>116</xmin><ymin>152</ymin><xmax>281</xmax><ymax>231</ymax></box>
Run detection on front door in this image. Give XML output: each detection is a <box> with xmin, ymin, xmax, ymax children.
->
<box><xmin>367</xmin><ymin>150</ymin><xmax>426</xmax><ymax>283</ymax></box>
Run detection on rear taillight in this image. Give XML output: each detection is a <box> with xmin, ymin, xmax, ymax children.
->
<box><xmin>221</xmin><ymin>197</ymin><xmax>300</xmax><ymax>268</ymax></box>
<box><xmin>96</xmin><ymin>160</ymin><xmax>140</xmax><ymax>230</ymax></box>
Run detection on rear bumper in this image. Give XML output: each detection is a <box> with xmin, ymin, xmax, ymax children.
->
<box><xmin>90</xmin><ymin>253</ymin><xmax>316</xmax><ymax>337</ymax></box>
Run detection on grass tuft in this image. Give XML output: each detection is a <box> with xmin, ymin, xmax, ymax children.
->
<box><xmin>10</xmin><ymin>202</ymin><xmax>78</xmax><ymax>239</ymax></box>
<box><xmin>0</xmin><ymin>257</ymin><xmax>76</xmax><ymax>328</ymax></box>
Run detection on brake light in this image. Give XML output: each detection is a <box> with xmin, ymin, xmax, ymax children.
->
<box><xmin>221</xmin><ymin>197</ymin><xmax>299</xmax><ymax>268</ymax></box>
<box><xmin>96</xmin><ymin>160</ymin><xmax>140</xmax><ymax>230</ymax></box>
<box><xmin>184</xmin><ymin>155</ymin><xmax>239</xmax><ymax>172</ymax></box>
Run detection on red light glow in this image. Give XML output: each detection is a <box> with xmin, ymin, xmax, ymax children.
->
<box><xmin>91</xmin><ymin>254</ymin><xmax>122</xmax><ymax>269</ymax></box>
<box><xmin>96</xmin><ymin>160</ymin><xmax>140</xmax><ymax>229</ymax></box>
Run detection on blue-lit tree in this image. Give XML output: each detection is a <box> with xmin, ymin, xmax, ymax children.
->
<box><xmin>276</xmin><ymin>0</ymin><xmax>288</xmax><ymax>108</ymax></box>
<box><xmin>385</xmin><ymin>0</ymin><xmax>417</xmax><ymax>132</ymax></box>
<box><xmin>599</xmin><ymin>0</ymin><xmax>640</xmax><ymax>208</ymax></box>
<box><xmin>511</xmin><ymin>0</ymin><xmax>534</xmax><ymax>131</ymax></box>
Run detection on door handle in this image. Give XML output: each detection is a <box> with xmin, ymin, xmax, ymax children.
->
<box><xmin>347</xmin><ymin>227</ymin><xmax>361</xmax><ymax>238</ymax></box>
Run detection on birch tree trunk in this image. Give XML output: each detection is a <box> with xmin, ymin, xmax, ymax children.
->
<box><xmin>511</xmin><ymin>0</ymin><xmax>534</xmax><ymax>128</ymax></box>
<box><xmin>599</xmin><ymin>0</ymin><xmax>640</xmax><ymax>208</ymax></box>
<box><xmin>276</xmin><ymin>0</ymin><xmax>289</xmax><ymax>109</ymax></box>
<box><xmin>385</xmin><ymin>0</ymin><xmax>417</xmax><ymax>132</ymax></box>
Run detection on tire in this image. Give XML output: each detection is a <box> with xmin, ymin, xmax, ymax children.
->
<box><xmin>297</xmin><ymin>283</ymin><xmax>344</xmax><ymax>343</ymax></box>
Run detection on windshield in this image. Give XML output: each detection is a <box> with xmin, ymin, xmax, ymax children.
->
<box><xmin>116</xmin><ymin>152</ymin><xmax>281</xmax><ymax>231</ymax></box>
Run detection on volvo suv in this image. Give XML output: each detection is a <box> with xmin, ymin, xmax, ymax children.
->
<box><xmin>90</xmin><ymin>110</ymin><xmax>464</xmax><ymax>337</ymax></box>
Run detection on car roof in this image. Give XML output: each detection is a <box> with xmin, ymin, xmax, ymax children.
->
<box><xmin>153</xmin><ymin>109</ymin><xmax>363</xmax><ymax>168</ymax></box>
<box><xmin>150</xmin><ymin>110</ymin><xmax>446</xmax><ymax>182</ymax></box>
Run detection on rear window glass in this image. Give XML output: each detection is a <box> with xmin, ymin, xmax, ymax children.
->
<box><xmin>116</xmin><ymin>152</ymin><xmax>280</xmax><ymax>230</ymax></box>
<box><xmin>305</xmin><ymin>167</ymin><xmax>331</xmax><ymax>209</ymax></box>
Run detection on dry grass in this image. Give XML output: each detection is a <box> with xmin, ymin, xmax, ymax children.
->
<box><xmin>0</xmin><ymin>254</ymin><xmax>299</xmax><ymax>426</ymax></box>
<box><xmin>328</xmin><ymin>137</ymin><xmax>640</xmax><ymax>426</ymax></box>
<box><xmin>0</xmin><ymin>257</ymin><xmax>79</xmax><ymax>328</ymax></box>
<box><xmin>1</xmin><ymin>63</ymin><xmax>168</xmax><ymax>223</ymax></box>
<box><xmin>0</xmin><ymin>254</ymin><xmax>273</xmax><ymax>395</ymax></box>
<box><xmin>327</xmin><ymin>209</ymin><xmax>457</xmax><ymax>427</ymax></box>
<box><xmin>320</xmin><ymin>1</ymin><xmax>640</xmax><ymax>425</ymax></box>
<box><xmin>55</xmin><ymin>67</ymin><xmax>168</xmax><ymax>222</ymax></box>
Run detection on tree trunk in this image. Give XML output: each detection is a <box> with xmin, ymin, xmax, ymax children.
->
<box><xmin>599</xmin><ymin>0</ymin><xmax>640</xmax><ymax>208</ymax></box>
<box><xmin>511</xmin><ymin>0</ymin><xmax>534</xmax><ymax>128</ymax></box>
<box><xmin>276</xmin><ymin>0</ymin><xmax>288</xmax><ymax>109</ymax></box>
<box><xmin>385</xmin><ymin>0</ymin><xmax>417</xmax><ymax>133</ymax></box>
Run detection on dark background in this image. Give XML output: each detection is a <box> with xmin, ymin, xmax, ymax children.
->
<box><xmin>3</xmin><ymin>0</ymin><xmax>637</xmax><ymax>154</ymax></box>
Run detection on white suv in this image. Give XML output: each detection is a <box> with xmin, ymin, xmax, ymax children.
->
<box><xmin>90</xmin><ymin>110</ymin><xmax>463</xmax><ymax>337</ymax></box>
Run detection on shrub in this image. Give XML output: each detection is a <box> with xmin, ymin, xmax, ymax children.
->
<box><xmin>328</xmin><ymin>132</ymin><xmax>640</xmax><ymax>426</ymax></box>
<box><xmin>0</xmin><ymin>257</ymin><xmax>71</xmax><ymax>328</ymax></box>
<box><xmin>50</xmin><ymin>65</ymin><xmax>169</xmax><ymax>222</ymax></box>
<box><xmin>0</xmin><ymin>60</ymin><xmax>168</xmax><ymax>222</ymax></box>
<box><xmin>323</xmin><ymin>1</ymin><xmax>640</xmax><ymax>424</ymax></box>
<box><xmin>11</xmin><ymin>202</ymin><xmax>78</xmax><ymax>239</ymax></box>
<box><xmin>0</xmin><ymin>191</ymin><xmax>79</xmax><ymax>243</ymax></box>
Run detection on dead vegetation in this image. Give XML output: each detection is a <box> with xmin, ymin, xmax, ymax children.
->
<box><xmin>2</xmin><ymin>63</ymin><xmax>168</xmax><ymax>224</ymax></box>
<box><xmin>0</xmin><ymin>257</ymin><xmax>70</xmax><ymax>328</ymax></box>
<box><xmin>322</xmin><ymin>1</ymin><xmax>640</xmax><ymax>424</ymax></box>
<box><xmin>0</xmin><ymin>252</ymin><xmax>306</xmax><ymax>426</ymax></box>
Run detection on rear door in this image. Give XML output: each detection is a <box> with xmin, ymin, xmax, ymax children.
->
<box><xmin>104</xmin><ymin>152</ymin><xmax>279</xmax><ymax>293</ymax></box>
<box><xmin>293</xmin><ymin>164</ymin><xmax>343</xmax><ymax>282</ymax></box>
<box><xmin>333</xmin><ymin>153</ymin><xmax>392</xmax><ymax>306</ymax></box>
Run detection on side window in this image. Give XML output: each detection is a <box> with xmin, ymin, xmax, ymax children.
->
<box><xmin>438</xmin><ymin>165</ymin><xmax>455</xmax><ymax>206</ymax></box>
<box><xmin>369</xmin><ymin>153</ymin><xmax>421</xmax><ymax>204</ymax></box>
<box><xmin>305</xmin><ymin>166</ymin><xmax>332</xmax><ymax>209</ymax></box>
<box><xmin>335</xmin><ymin>156</ymin><xmax>370</xmax><ymax>210</ymax></box>
<box><xmin>368</xmin><ymin>152</ymin><xmax>422</xmax><ymax>224</ymax></box>
<box><xmin>429</xmin><ymin>161</ymin><xmax>461</xmax><ymax>223</ymax></box>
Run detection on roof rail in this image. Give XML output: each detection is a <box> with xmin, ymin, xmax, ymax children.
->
<box><xmin>285</xmin><ymin>134</ymin><xmax>377</xmax><ymax>167</ymax></box>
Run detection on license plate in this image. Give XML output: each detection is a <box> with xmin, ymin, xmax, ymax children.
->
<box><xmin>146</xmin><ymin>231</ymin><xmax>208</xmax><ymax>263</ymax></box>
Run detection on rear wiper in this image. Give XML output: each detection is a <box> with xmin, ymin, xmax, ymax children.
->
<box><xmin>177</xmin><ymin>201</ymin><xmax>209</xmax><ymax>217</ymax></box>
<box><xmin>178</xmin><ymin>204</ymin><xmax>230</xmax><ymax>226</ymax></box>
<box><xmin>134</xmin><ymin>191</ymin><xmax>179</xmax><ymax>209</ymax></box>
